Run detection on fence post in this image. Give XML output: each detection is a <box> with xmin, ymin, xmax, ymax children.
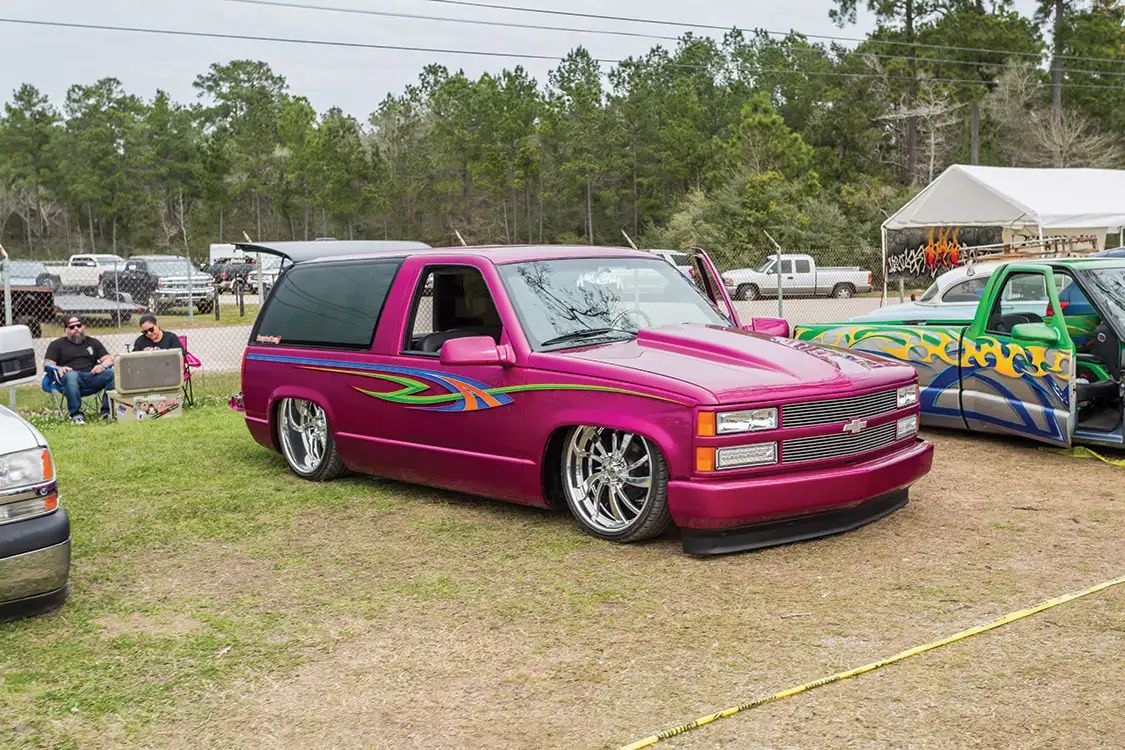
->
<box><xmin>1</xmin><ymin>245</ymin><xmax>14</xmax><ymax>411</ymax></box>
<box><xmin>187</xmin><ymin>256</ymin><xmax>194</xmax><ymax>324</ymax></box>
<box><xmin>899</xmin><ymin>278</ymin><xmax>905</xmax><ymax>303</ymax></box>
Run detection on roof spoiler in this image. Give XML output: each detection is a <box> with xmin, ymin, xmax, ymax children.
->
<box><xmin>232</xmin><ymin>239</ymin><xmax>432</xmax><ymax>264</ymax></box>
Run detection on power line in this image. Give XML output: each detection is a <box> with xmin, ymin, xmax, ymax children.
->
<box><xmin>230</xmin><ymin>0</ymin><xmax>1125</xmax><ymax>82</ymax></box>
<box><xmin>4</xmin><ymin>17</ymin><xmax>1125</xmax><ymax>92</ymax></box>
<box><xmin>398</xmin><ymin>0</ymin><xmax>1125</xmax><ymax>66</ymax></box>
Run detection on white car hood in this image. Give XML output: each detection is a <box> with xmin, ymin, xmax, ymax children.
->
<box><xmin>0</xmin><ymin>405</ymin><xmax>46</xmax><ymax>454</ymax></box>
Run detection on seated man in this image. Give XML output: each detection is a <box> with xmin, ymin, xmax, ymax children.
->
<box><xmin>132</xmin><ymin>314</ymin><xmax>184</xmax><ymax>352</ymax></box>
<box><xmin>44</xmin><ymin>316</ymin><xmax>115</xmax><ymax>424</ymax></box>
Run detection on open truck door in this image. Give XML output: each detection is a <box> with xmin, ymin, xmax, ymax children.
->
<box><xmin>690</xmin><ymin>248</ymin><xmax>790</xmax><ymax>337</ymax></box>
<box><xmin>960</xmin><ymin>264</ymin><xmax>1076</xmax><ymax>447</ymax></box>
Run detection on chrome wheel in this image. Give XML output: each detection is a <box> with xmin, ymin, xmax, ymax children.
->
<box><xmin>279</xmin><ymin>398</ymin><xmax>329</xmax><ymax>475</ymax></box>
<box><xmin>563</xmin><ymin>426</ymin><xmax>656</xmax><ymax>535</ymax></box>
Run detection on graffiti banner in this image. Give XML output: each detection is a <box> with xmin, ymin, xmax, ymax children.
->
<box><xmin>886</xmin><ymin>227</ymin><xmax>1001</xmax><ymax>281</ymax></box>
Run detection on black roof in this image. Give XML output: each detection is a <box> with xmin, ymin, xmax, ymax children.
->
<box><xmin>234</xmin><ymin>240</ymin><xmax>432</xmax><ymax>264</ymax></box>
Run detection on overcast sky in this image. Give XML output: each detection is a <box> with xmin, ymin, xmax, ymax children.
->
<box><xmin>2</xmin><ymin>0</ymin><xmax>1042</xmax><ymax>120</ymax></box>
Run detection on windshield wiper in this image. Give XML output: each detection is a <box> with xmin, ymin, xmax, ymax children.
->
<box><xmin>541</xmin><ymin>327</ymin><xmax>636</xmax><ymax>348</ymax></box>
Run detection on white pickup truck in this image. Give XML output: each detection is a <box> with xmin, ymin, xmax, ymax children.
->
<box><xmin>721</xmin><ymin>253</ymin><xmax>874</xmax><ymax>300</ymax></box>
<box><xmin>44</xmin><ymin>254</ymin><xmax>126</xmax><ymax>293</ymax></box>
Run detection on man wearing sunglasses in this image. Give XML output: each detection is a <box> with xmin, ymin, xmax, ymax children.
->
<box><xmin>44</xmin><ymin>316</ymin><xmax>115</xmax><ymax>424</ymax></box>
<box><xmin>132</xmin><ymin>314</ymin><xmax>184</xmax><ymax>353</ymax></box>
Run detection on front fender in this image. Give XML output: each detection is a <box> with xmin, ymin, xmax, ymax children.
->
<box><xmin>534</xmin><ymin>405</ymin><xmax>693</xmax><ymax>480</ymax></box>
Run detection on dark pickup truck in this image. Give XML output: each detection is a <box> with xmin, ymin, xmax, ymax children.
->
<box><xmin>204</xmin><ymin>258</ymin><xmax>257</xmax><ymax>293</ymax></box>
<box><xmin>98</xmin><ymin>255</ymin><xmax>216</xmax><ymax>314</ymax></box>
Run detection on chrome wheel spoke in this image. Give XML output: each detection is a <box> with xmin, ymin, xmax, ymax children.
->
<box><xmin>280</xmin><ymin>398</ymin><xmax>328</xmax><ymax>474</ymax></box>
<box><xmin>564</xmin><ymin>427</ymin><xmax>654</xmax><ymax>535</ymax></box>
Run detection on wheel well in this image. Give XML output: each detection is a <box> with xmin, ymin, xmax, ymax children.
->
<box><xmin>539</xmin><ymin>423</ymin><xmax>672</xmax><ymax>510</ymax></box>
<box><xmin>541</xmin><ymin>426</ymin><xmax>571</xmax><ymax>511</ymax></box>
<box><xmin>834</xmin><ymin>282</ymin><xmax>855</xmax><ymax>291</ymax></box>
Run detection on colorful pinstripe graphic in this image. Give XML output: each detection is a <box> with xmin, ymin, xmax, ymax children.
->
<box><xmin>246</xmin><ymin>353</ymin><xmax>685</xmax><ymax>412</ymax></box>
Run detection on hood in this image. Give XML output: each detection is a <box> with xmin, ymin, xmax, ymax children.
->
<box><xmin>551</xmin><ymin>324</ymin><xmax>915</xmax><ymax>404</ymax></box>
<box><xmin>850</xmin><ymin>300</ymin><xmax>978</xmax><ymax>324</ymax></box>
<box><xmin>0</xmin><ymin>405</ymin><xmax>45</xmax><ymax>455</ymax></box>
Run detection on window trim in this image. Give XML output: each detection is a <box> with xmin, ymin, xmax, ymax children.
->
<box><xmin>400</xmin><ymin>262</ymin><xmax>503</xmax><ymax>358</ymax></box>
<box><xmin>984</xmin><ymin>269</ymin><xmax>1050</xmax><ymax>336</ymax></box>
<box><xmin>249</xmin><ymin>257</ymin><xmax>404</xmax><ymax>351</ymax></box>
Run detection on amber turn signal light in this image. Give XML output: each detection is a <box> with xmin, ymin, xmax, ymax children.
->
<box><xmin>697</xmin><ymin>412</ymin><xmax>716</xmax><ymax>437</ymax></box>
<box><xmin>695</xmin><ymin>447</ymin><xmax>715</xmax><ymax>472</ymax></box>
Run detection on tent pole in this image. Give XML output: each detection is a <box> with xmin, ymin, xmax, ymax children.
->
<box><xmin>880</xmin><ymin>225</ymin><xmax>888</xmax><ymax>307</ymax></box>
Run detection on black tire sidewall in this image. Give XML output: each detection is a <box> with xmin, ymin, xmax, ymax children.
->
<box><xmin>560</xmin><ymin>427</ymin><xmax>672</xmax><ymax>543</ymax></box>
<box><xmin>277</xmin><ymin>398</ymin><xmax>345</xmax><ymax>482</ymax></box>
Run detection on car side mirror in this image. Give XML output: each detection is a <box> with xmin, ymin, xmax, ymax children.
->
<box><xmin>440</xmin><ymin>336</ymin><xmax>515</xmax><ymax>367</ymax></box>
<box><xmin>1010</xmin><ymin>322</ymin><xmax>1060</xmax><ymax>345</ymax></box>
<box><xmin>741</xmin><ymin>317</ymin><xmax>791</xmax><ymax>338</ymax></box>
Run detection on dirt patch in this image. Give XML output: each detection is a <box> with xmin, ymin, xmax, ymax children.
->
<box><xmin>118</xmin><ymin>429</ymin><xmax>1125</xmax><ymax>750</ymax></box>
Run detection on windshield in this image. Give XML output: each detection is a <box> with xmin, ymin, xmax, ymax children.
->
<box><xmin>755</xmin><ymin>259</ymin><xmax>775</xmax><ymax>273</ymax></box>
<box><xmin>498</xmin><ymin>257</ymin><xmax>727</xmax><ymax>350</ymax></box>
<box><xmin>1079</xmin><ymin>268</ymin><xmax>1125</xmax><ymax>333</ymax></box>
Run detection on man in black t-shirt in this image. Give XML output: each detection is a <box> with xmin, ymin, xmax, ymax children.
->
<box><xmin>132</xmin><ymin>314</ymin><xmax>184</xmax><ymax>353</ymax></box>
<box><xmin>44</xmin><ymin>316</ymin><xmax>115</xmax><ymax>424</ymax></box>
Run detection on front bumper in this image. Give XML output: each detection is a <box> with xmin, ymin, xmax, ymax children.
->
<box><xmin>670</xmin><ymin>438</ymin><xmax>933</xmax><ymax>555</ymax></box>
<box><xmin>0</xmin><ymin>509</ymin><xmax>71</xmax><ymax>621</ymax></box>
<box><xmin>155</xmin><ymin>289</ymin><xmax>215</xmax><ymax>304</ymax></box>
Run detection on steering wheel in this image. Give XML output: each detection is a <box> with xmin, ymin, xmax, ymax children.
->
<box><xmin>611</xmin><ymin>308</ymin><xmax>653</xmax><ymax>331</ymax></box>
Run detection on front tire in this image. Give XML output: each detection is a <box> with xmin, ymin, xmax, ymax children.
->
<box><xmin>146</xmin><ymin>292</ymin><xmax>162</xmax><ymax>314</ymax></box>
<box><xmin>561</xmin><ymin>426</ymin><xmax>671</xmax><ymax>543</ymax></box>
<box><xmin>277</xmin><ymin>398</ymin><xmax>346</xmax><ymax>482</ymax></box>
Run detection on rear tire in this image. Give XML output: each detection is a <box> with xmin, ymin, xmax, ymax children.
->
<box><xmin>277</xmin><ymin>398</ymin><xmax>346</xmax><ymax>482</ymax></box>
<box><xmin>146</xmin><ymin>292</ymin><xmax>162</xmax><ymax>315</ymax></box>
<box><xmin>197</xmin><ymin>298</ymin><xmax>215</xmax><ymax>314</ymax></box>
<box><xmin>831</xmin><ymin>283</ymin><xmax>855</xmax><ymax>299</ymax></box>
<box><xmin>736</xmin><ymin>284</ymin><xmax>759</xmax><ymax>301</ymax></box>
<box><xmin>15</xmin><ymin>315</ymin><xmax>41</xmax><ymax>339</ymax></box>
<box><xmin>560</xmin><ymin>426</ymin><xmax>672</xmax><ymax>543</ymax></box>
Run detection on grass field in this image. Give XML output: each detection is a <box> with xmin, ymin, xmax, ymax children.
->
<box><xmin>0</xmin><ymin>408</ymin><xmax>1122</xmax><ymax>749</ymax></box>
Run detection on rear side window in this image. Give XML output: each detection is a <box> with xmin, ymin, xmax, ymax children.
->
<box><xmin>795</xmin><ymin>259</ymin><xmax>811</xmax><ymax>273</ymax></box>
<box><xmin>253</xmin><ymin>259</ymin><xmax>402</xmax><ymax>349</ymax></box>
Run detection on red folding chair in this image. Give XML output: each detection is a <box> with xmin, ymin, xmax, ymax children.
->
<box><xmin>179</xmin><ymin>335</ymin><xmax>202</xmax><ymax>406</ymax></box>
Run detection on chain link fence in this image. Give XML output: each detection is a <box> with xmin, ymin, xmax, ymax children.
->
<box><xmin>3</xmin><ymin>245</ymin><xmax>901</xmax><ymax>412</ymax></box>
<box><xmin>712</xmin><ymin>246</ymin><xmax>907</xmax><ymax>328</ymax></box>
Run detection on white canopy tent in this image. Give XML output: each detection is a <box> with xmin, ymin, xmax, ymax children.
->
<box><xmin>881</xmin><ymin>164</ymin><xmax>1125</xmax><ymax>297</ymax></box>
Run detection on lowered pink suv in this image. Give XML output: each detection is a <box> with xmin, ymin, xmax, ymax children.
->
<box><xmin>234</xmin><ymin>241</ymin><xmax>932</xmax><ymax>555</ymax></box>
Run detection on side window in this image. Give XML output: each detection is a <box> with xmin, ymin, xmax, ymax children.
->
<box><xmin>254</xmin><ymin>259</ymin><xmax>401</xmax><ymax>349</ymax></box>
<box><xmin>941</xmin><ymin>277</ymin><xmax>989</xmax><ymax>303</ymax></box>
<box><xmin>404</xmin><ymin>266</ymin><xmax>504</xmax><ymax>355</ymax></box>
<box><xmin>779</xmin><ymin>260</ymin><xmax>793</xmax><ymax>274</ymax></box>
<box><xmin>795</xmin><ymin>259</ymin><xmax>811</xmax><ymax>273</ymax></box>
<box><xmin>985</xmin><ymin>272</ymin><xmax>1048</xmax><ymax>335</ymax></box>
<box><xmin>126</xmin><ymin>262</ymin><xmax>140</xmax><ymax>272</ymax></box>
<box><xmin>73</xmin><ymin>258</ymin><xmax>94</xmax><ymax>267</ymax></box>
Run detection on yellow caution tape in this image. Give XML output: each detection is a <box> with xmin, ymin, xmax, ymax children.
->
<box><xmin>619</xmin><ymin>573</ymin><xmax>1125</xmax><ymax>750</ymax></box>
<box><xmin>1041</xmin><ymin>445</ymin><xmax>1125</xmax><ymax>467</ymax></box>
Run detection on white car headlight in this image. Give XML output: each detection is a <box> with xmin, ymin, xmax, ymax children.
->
<box><xmin>896</xmin><ymin>415</ymin><xmax>919</xmax><ymax>440</ymax></box>
<box><xmin>717</xmin><ymin>408</ymin><xmax>778</xmax><ymax>434</ymax></box>
<box><xmin>0</xmin><ymin>447</ymin><xmax>53</xmax><ymax>491</ymax></box>
<box><xmin>716</xmin><ymin>443</ymin><xmax>778</xmax><ymax>469</ymax></box>
<box><xmin>897</xmin><ymin>384</ymin><xmax>919</xmax><ymax>408</ymax></box>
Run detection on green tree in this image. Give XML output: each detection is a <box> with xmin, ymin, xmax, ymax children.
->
<box><xmin>0</xmin><ymin>84</ymin><xmax>59</xmax><ymax>253</ymax></box>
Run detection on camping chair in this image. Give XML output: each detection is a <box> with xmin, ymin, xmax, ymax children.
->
<box><xmin>42</xmin><ymin>365</ymin><xmax>111</xmax><ymax>421</ymax></box>
<box><xmin>179</xmin><ymin>335</ymin><xmax>201</xmax><ymax>406</ymax></box>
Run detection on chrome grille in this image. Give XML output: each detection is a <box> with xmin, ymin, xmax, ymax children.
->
<box><xmin>781</xmin><ymin>421</ymin><xmax>898</xmax><ymax>464</ymax></box>
<box><xmin>782</xmin><ymin>389</ymin><xmax>899</xmax><ymax>428</ymax></box>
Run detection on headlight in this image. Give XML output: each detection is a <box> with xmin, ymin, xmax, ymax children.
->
<box><xmin>897</xmin><ymin>384</ymin><xmax>919</xmax><ymax>408</ymax></box>
<box><xmin>0</xmin><ymin>447</ymin><xmax>53</xmax><ymax>490</ymax></box>
<box><xmin>717</xmin><ymin>408</ymin><xmax>778</xmax><ymax>434</ymax></box>
<box><xmin>896</xmin><ymin>415</ymin><xmax>919</xmax><ymax>440</ymax></box>
<box><xmin>716</xmin><ymin>443</ymin><xmax>778</xmax><ymax>469</ymax></box>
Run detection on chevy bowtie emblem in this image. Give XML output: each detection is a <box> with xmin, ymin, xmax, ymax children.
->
<box><xmin>842</xmin><ymin>418</ymin><xmax>868</xmax><ymax>434</ymax></box>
